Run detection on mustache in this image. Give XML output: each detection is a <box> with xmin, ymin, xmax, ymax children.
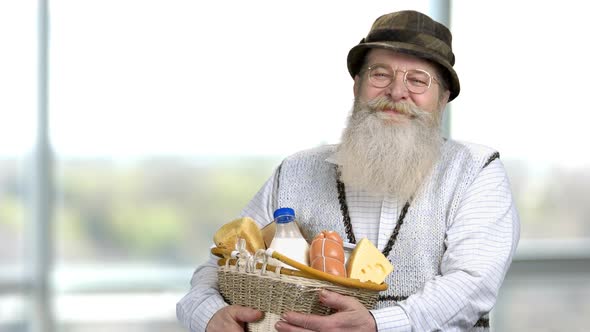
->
<box><xmin>366</xmin><ymin>97</ymin><xmax>425</xmax><ymax>117</ymax></box>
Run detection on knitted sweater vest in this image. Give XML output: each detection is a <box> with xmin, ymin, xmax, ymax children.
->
<box><xmin>275</xmin><ymin>140</ymin><xmax>497</xmax><ymax>331</ymax></box>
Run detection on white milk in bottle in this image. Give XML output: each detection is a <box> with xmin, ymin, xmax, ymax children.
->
<box><xmin>268</xmin><ymin>208</ymin><xmax>309</xmax><ymax>269</ymax></box>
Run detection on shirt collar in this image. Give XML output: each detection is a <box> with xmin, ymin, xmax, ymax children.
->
<box><xmin>325</xmin><ymin>150</ymin><xmax>341</xmax><ymax>166</ymax></box>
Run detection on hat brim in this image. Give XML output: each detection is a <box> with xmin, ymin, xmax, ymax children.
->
<box><xmin>347</xmin><ymin>41</ymin><xmax>460</xmax><ymax>101</ymax></box>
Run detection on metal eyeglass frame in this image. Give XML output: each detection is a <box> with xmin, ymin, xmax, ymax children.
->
<box><xmin>365</xmin><ymin>64</ymin><xmax>440</xmax><ymax>94</ymax></box>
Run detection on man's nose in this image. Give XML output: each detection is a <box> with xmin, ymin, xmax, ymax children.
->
<box><xmin>387</xmin><ymin>74</ymin><xmax>409</xmax><ymax>101</ymax></box>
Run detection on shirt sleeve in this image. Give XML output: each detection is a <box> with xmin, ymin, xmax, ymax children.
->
<box><xmin>176</xmin><ymin>254</ymin><xmax>228</xmax><ymax>331</ymax></box>
<box><xmin>370</xmin><ymin>158</ymin><xmax>520</xmax><ymax>331</ymax></box>
<box><xmin>371</xmin><ymin>306</ymin><xmax>412</xmax><ymax>331</ymax></box>
<box><xmin>176</xmin><ymin>167</ymin><xmax>280</xmax><ymax>331</ymax></box>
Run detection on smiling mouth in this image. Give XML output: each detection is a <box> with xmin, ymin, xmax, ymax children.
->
<box><xmin>382</xmin><ymin>108</ymin><xmax>401</xmax><ymax>114</ymax></box>
<box><xmin>375</xmin><ymin>108</ymin><xmax>414</xmax><ymax>122</ymax></box>
<box><xmin>381</xmin><ymin>108</ymin><xmax>409</xmax><ymax>117</ymax></box>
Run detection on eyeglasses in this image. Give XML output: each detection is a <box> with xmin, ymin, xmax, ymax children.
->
<box><xmin>365</xmin><ymin>64</ymin><xmax>439</xmax><ymax>94</ymax></box>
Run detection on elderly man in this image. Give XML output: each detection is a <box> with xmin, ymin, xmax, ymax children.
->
<box><xmin>177</xmin><ymin>10</ymin><xmax>520</xmax><ymax>332</ymax></box>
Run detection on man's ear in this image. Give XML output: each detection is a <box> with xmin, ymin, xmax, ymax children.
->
<box><xmin>442</xmin><ymin>90</ymin><xmax>451</xmax><ymax>103</ymax></box>
<box><xmin>438</xmin><ymin>89</ymin><xmax>451</xmax><ymax>111</ymax></box>
<box><xmin>353</xmin><ymin>75</ymin><xmax>361</xmax><ymax>97</ymax></box>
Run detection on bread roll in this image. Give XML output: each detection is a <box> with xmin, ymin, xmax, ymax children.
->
<box><xmin>309</xmin><ymin>231</ymin><xmax>346</xmax><ymax>277</ymax></box>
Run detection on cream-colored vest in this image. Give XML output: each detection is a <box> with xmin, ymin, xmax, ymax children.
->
<box><xmin>275</xmin><ymin>140</ymin><xmax>496</xmax><ymax>330</ymax></box>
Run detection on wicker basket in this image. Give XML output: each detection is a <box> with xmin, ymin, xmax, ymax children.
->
<box><xmin>212</xmin><ymin>247</ymin><xmax>386</xmax><ymax>332</ymax></box>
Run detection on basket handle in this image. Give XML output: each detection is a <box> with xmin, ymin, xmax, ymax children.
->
<box><xmin>267</xmin><ymin>248</ymin><xmax>387</xmax><ymax>291</ymax></box>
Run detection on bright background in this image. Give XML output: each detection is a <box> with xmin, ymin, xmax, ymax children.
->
<box><xmin>1</xmin><ymin>0</ymin><xmax>589</xmax><ymax>331</ymax></box>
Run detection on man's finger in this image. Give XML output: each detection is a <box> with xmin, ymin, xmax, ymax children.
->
<box><xmin>280</xmin><ymin>311</ymin><xmax>320</xmax><ymax>331</ymax></box>
<box><xmin>318</xmin><ymin>289</ymin><xmax>361</xmax><ymax>311</ymax></box>
<box><xmin>233</xmin><ymin>306</ymin><xmax>264</xmax><ymax>323</ymax></box>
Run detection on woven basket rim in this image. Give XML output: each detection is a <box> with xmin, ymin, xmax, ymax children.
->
<box><xmin>213</xmin><ymin>246</ymin><xmax>387</xmax><ymax>291</ymax></box>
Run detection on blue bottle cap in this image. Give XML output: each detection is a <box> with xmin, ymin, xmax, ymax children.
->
<box><xmin>273</xmin><ymin>207</ymin><xmax>295</xmax><ymax>223</ymax></box>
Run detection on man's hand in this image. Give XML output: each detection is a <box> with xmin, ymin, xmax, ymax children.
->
<box><xmin>206</xmin><ymin>305</ymin><xmax>263</xmax><ymax>332</ymax></box>
<box><xmin>275</xmin><ymin>289</ymin><xmax>377</xmax><ymax>332</ymax></box>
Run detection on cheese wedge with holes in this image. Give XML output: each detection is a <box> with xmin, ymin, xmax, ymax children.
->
<box><xmin>346</xmin><ymin>238</ymin><xmax>393</xmax><ymax>284</ymax></box>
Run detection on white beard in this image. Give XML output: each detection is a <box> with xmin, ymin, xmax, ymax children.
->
<box><xmin>334</xmin><ymin>97</ymin><xmax>443</xmax><ymax>202</ymax></box>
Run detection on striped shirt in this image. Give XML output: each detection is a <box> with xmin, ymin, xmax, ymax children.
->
<box><xmin>176</xmin><ymin>153</ymin><xmax>520</xmax><ymax>331</ymax></box>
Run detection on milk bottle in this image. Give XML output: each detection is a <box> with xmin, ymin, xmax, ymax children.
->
<box><xmin>268</xmin><ymin>208</ymin><xmax>310</xmax><ymax>269</ymax></box>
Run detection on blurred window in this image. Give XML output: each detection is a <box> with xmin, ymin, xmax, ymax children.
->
<box><xmin>3</xmin><ymin>1</ymin><xmax>589</xmax><ymax>331</ymax></box>
<box><xmin>0</xmin><ymin>0</ymin><xmax>36</xmax><ymax>276</ymax></box>
<box><xmin>451</xmin><ymin>1</ymin><xmax>590</xmax><ymax>329</ymax></box>
<box><xmin>452</xmin><ymin>2</ymin><xmax>590</xmax><ymax>239</ymax></box>
<box><xmin>0</xmin><ymin>4</ymin><xmax>37</xmax><ymax>331</ymax></box>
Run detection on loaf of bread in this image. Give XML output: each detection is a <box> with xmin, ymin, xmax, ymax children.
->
<box><xmin>213</xmin><ymin>217</ymin><xmax>265</xmax><ymax>254</ymax></box>
<box><xmin>309</xmin><ymin>231</ymin><xmax>346</xmax><ymax>277</ymax></box>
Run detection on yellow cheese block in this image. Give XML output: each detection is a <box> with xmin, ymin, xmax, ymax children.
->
<box><xmin>213</xmin><ymin>217</ymin><xmax>265</xmax><ymax>255</ymax></box>
<box><xmin>346</xmin><ymin>238</ymin><xmax>393</xmax><ymax>284</ymax></box>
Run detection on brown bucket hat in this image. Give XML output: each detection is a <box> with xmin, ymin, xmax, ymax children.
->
<box><xmin>347</xmin><ymin>10</ymin><xmax>460</xmax><ymax>101</ymax></box>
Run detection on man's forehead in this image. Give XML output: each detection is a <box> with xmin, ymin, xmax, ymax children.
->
<box><xmin>366</xmin><ymin>48</ymin><xmax>436</xmax><ymax>70</ymax></box>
